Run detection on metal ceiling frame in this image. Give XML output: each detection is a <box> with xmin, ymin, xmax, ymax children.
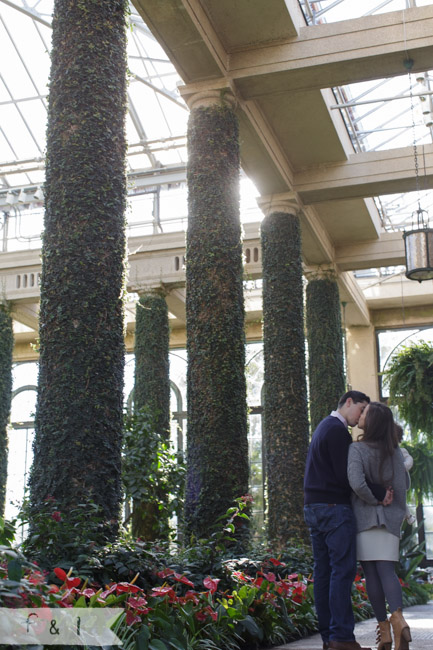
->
<box><xmin>0</xmin><ymin>0</ymin><xmax>187</xmax><ymax>196</ymax></box>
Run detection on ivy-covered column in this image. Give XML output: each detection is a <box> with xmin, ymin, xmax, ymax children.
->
<box><xmin>131</xmin><ymin>289</ymin><xmax>170</xmax><ymax>539</ymax></box>
<box><xmin>306</xmin><ymin>273</ymin><xmax>346</xmax><ymax>431</ymax></box>
<box><xmin>260</xmin><ymin>194</ymin><xmax>309</xmax><ymax>545</ymax></box>
<box><xmin>29</xmin><ymin>1</ymin><xmax>128</xmax><ymax>546</ymax></box>
<box><xmin>134</xmin><ymin>290</ymin><xmax>170</xmax><ymax>435</ymax></box>
<box><xmin>184</xmin><ymin>91</ymin><xmax>249</xmax><ymax>539</ymax></box>
<box><xmin>0</xmin><ymin>306</ymin><xmax>13</xmax><ymax>517</ymax></box>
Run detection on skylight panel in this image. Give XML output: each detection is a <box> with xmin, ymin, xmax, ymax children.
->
<box><xmin>0</xmin><ymin>20</ymin><xmax>36</xmax><ymax>99</ymax></box>
<box><xmin>299</xmin><ymin>0</ymin><xmax>427</xmax><ymax>24</ymax></box>
<box><xmin>0</xmin><ymin>104</ymin><xmax>41</xmax><ymax>159</ymax></box>
<box><xmin>127</xmin><ymin>153</ymin><xmax>153</xmax><ymax>171</ymax></box>
<box><xmin>18</xmin><ymin>100</ymin><xmax>47</xmax><ymax>150</ymax></box>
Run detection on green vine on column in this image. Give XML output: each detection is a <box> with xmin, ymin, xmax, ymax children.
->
<box><xmin>134</xmin><ymin>291</ymin><xmax>170</xmax><ymax>436</ymax></box>
<box><xmin>131</xmin><ymin>291</ymin><xmax>171</xmax><ymax>540</ymax></box>
<box><xmin>29</xmin><ymin>0</ymin><xmax>128</xmax><ymax>551</ymax></box>
<box><xmin>261</xmin><ymin>211</ymin><xmax>309</xmax><ymax>545</ymax></box>
<box><xmin>185</xmin><ymin>101</ymin><xmax>249</xmax><ymax>539</ymax></box>
<box><xmin>306</xmin><ymin>276</ymin><xmax>345</xmax><ymax>431</ymax></box>
<box><xmin>0</xmin><ymin>305</ymin><xmax>13</xmax><ymax>517</ymax></box>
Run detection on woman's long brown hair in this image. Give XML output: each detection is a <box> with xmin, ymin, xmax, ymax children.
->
<box><xmin>357</xmin><ymin>401</ymin><xmax>398</xmax><ymax>485</ymax></box>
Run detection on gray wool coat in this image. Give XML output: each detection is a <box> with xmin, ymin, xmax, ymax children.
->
<box><xmin>347</xmin><ymin>442</ymin><xmax>409</xmax><ymax>537</ymax></box>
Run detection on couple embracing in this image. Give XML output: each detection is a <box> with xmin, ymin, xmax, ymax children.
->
<box><xmin>304</xmin><ymin>391</ymin><xmax>411</xmax><ymax>650</ymax></box>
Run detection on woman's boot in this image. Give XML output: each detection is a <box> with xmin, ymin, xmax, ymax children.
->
<box><xmin>376</xmin><ymin>619</ymin><xmax>392</xmax><ymax>650</ymax></box>
<box><xmin>390</xmin><ymin>608</ymin><xmax>411</xmax><ymax>650</ymax></box>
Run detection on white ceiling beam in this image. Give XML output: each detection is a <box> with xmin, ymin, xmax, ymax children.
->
<box><xmin>230</xmin><ymin>6</ymin><xmax>433</xmax><ymax>97</ymax></box>
<box><xmin>294</xmin><ymin>144</ymin><xmax>433</xmax><ymax>203</ymax></box>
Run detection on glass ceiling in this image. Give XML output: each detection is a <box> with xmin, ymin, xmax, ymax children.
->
<box><xmin>299</xmin><ymin>0</ymin><xmax>433</xmax><ymax>232</ymax></box>
<box><xmin>1</xmin><ymin>0</ymin><xmax>433</xmax><ymax>254</ymax></box>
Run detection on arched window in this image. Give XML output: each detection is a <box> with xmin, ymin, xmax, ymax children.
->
<box><xmin>6</xmin><ymin>381</ymin><xmax>38</xmax><ymax>521</ymax></box>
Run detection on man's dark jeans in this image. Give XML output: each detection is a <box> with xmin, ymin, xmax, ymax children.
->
<box><xmin>304</xmin><ymin>503</ymin><xmax>357</xmax><ymax>643</ymax></box>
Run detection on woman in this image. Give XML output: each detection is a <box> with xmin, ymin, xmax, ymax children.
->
<box><xmin>347</xmin><ymin>402</ymin><xmax>411</xmax><ymax>650</ymax></box>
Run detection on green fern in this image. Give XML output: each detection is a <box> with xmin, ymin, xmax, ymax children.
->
<box><xmin>383</xmin><ymin>341</ymin><xmax>433</xmax><ymax>442</ymax></box>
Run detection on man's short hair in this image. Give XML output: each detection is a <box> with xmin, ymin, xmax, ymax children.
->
<box><xmin>337</xmin><ymin>390</ymin><xmax>370</xmax><ymax>408</ymax></box>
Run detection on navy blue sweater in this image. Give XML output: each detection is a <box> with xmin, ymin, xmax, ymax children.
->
<box><xmin>304</xmin><ymin>415</ymin><xmax>353</xmax><ymax>505</ymax></box>
<box><xmin>304</xmin><ymin>415</ymin><xmax>386</xmax><ymax>505</ymax></box>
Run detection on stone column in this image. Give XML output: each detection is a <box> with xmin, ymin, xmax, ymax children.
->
<box><xmin>30</xmin><ymin>0</ymin><xmax>127</xmax><ymax>549</ymax></box>
<box><xmin>128</xmin><ymin>288</ymin><xmax>171</xmax><ymax>540</ymax></box>
<box><xmin>134</xmin><ymin>289</ymin><xmax>170</xmax><ymax>436</ymax></box>
<box><xmin>184</xmin><ymin>91</ymin><xmax>249</xmax><ymax>539</ymax></box>
<box><xmin>346</xmin><ymin>324</ymin><xmax>379</xmax><ymax>401</ymax></box>
<box><xmin>259</xmin><ymin>193</ymin><xmax>309</xmax><ymax>544</ymax></box>
<box><xmin>0</xmin><ymin>306</ymin><xmax>13</xmax><ymax>516</ymax></box>
<box><xmin>305</xmin><ymin>270</ymin><xmax>346</xmax><ymax>431</ymax></box>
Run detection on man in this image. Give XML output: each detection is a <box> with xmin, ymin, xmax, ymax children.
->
<box><xmin>304</xmin><ymin>390</ymin><xmax>371</xmax><ymax>650</ymax></box>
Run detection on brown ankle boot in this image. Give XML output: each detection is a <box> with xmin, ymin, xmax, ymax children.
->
<box><xmin>376</xmin><ymin>620</ymin><xmax>392</xmax><ymax>650</ymax></box>
<box><xmin>390</xmin><ymin>608</ymin><xmax>411</xmax><ymax>650</ymax></box>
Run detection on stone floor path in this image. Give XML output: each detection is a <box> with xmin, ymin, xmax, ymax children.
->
<box><xmin>272</xmin><ymin>601</ymin><xmax>433</xmax><ymax>650</ymax></box>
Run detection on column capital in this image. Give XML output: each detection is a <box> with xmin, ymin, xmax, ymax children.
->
<box><xmin>257</xmin><ymin>192</ymin><xmax>301</xmax><ymax>217</ymax></box>
<box><xmin>178</xmin><ymin>80</ymin><xmax>236</xmax><ymax>110</ymax></box>
<box><xmin>304</xmin><ymin>265</ymin><xmax>338</xmax><ymax>282</ymax></box>
<box><xmin>132</xmin><ymin>282</ymin><xmax>166</xmax><ymax>297</ymax></box>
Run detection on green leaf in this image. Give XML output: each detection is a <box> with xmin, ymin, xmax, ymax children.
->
<box><xmin>135</xmin><ymin>626</ymin><xmax>149</xmax><ymax>650</ymax></box>
<box><xmin>149</xmin><ymin>640</ymin><xmax>169</xmax><ymax>650</ymax></box>
<box><xmin>7</xmin><ymin>559</ymin><xmax>22</xmax><ymax>582</ymax></box>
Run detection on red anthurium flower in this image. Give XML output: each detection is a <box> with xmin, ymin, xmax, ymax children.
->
<box><xmin>54</xmin><ymin>568</ymin><xmax>67</xmax><ymax>582</ymax></box>
<box><xmin>100</xmin><ymin>583</ymin><xmax>117</xmax><ymax>599</ymax></box>
<box><xmin>125</xmin><ymin>610</ymin><xmax>141</xmax><ymax>626</ymax></box>
<box><xmin>232</xmin><ymin>571</ymin><xmax>250</xmax><ymax>581</ymax></box>
<box><xmin>268</xmin><ymin>558</ymin><xmax>285</xmax><ymax>567</ymax></box>
<box><xmin>173</xmin><ymin>573</ymin><xmax>194</xmax><ymax>587</ymax></box>
<box><xmin>182</xmin><ymin>590</ymin><xmax>199</xmax><ymax>605</ymax></box>
<box><xmin>151</xmin><ymin>585</ymin><xmax>176</xmax><ymax>600</ymax></box>
<box><xmin>254</xmin><ymin>577</ymin><xmax>264</xmax><ymax>587</ymax></box>
<box><xmin>206</xmin><ymin>606</ymin><xmax>218</xmax><ymax>622</ymax></box>
<box><xmin>157</xmin><ymin>567</ymin><xmax>174</xmax><ymax>579</ymax></box>
<box><xmin>27</xmin><ymin>570</ymin><xmax>45</xmax><ymax>585</ymax></box>
<box><xmin>127</xmin><ymin>596</ymin><xmax>148</xmax><ymax>611</ymax></box>
<box><xmin>51</xmin><ymin>511</ymin><xmax>62</xmax><ymax>522</ymax></box>
<box><xmin>203</xmin><ymin>577</ymin><xmax>220</xmax><ymax>594</ymax></box>
<box><xmin>116</xmin><ymin>582</ymin><xmax>142</xmax><ymax>594</ymax></box>
<box><xmin>81</xmin><ymin>588</ymin><xmax>97</xmax><ymax>598</ymax></box>
<box><xmin>195</xmin><ymin>607</ymin><xmax>217</xmax><ymax>622</ymax></box>
<box><xmin>66</xmin><ymin>577</ymin><xmax>81</xmax><ymax>589</ymax></box>
<box><xmin>262</xmin><ymin>572</ymin><xmax>276</xmax><ymax>582</ymax></box>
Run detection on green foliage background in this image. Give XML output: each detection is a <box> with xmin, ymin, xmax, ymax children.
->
<box><xmin>184</xmin><ymin>101</ymin><xmax>249</xmax><ymax>539</ymax></box>
<box><xmin>261</xmin><ymin>212</ymin><xmax>309</xmax><ymax>544</ymax></box>
<box><xmin>0</xmin><ymin>306</ymin><xmax>13</xmax><ymax>516</ymax></box>
<box><xmin>29</xmin><ymin>0</ymin><xmax>128</xmax><ymax>542</ymax></box>
<box><xmin>122</xmin><ymin>408</ymin><xmax>185</xmax><ymax>540</ymax></box>
<box><xmin>384</xmin><ymin>341</ymin><xmax>433</xmax><ymax>441</ymax></box>
<box><xmin>306</xmin><ymin>276</ymin><xmax>346</xmax><ymax>430</ymax></box>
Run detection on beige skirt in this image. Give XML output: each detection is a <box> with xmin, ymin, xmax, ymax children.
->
<box><xmin>356</xmin><ymin>527</ymin><xmax>400</xmax><ymax>561</ymax></box>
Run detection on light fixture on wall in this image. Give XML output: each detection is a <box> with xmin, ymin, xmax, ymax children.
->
<box><xmin>34</xmin><ymin>187</ymin><xmax>44</xmax><ymax>202</ymax></box>
<box><xmin>402</xmin><ymin>62</ymin><xmax>433</xmax><ymax>282</ymax></box>
<box><xmin>5</xmin><ymin>191</ymin><xmax>18</xmax><ymax>205</ymax></box>
<box><xmin>415</xmin><ymin>74</ymin><xmax>433</xmax><ymax>128</ymax></box>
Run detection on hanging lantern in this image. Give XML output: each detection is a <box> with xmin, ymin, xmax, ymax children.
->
<box><xmin>403</xmin><ymin>206</ymin><xmax>433</xmax><ymax>282</ymax></box>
